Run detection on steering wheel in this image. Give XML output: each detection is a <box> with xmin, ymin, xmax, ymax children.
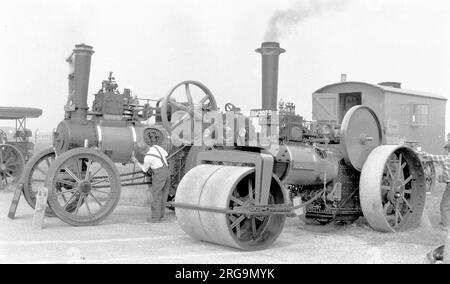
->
<box><xmin>161</xmin><ymin>81</ymin><xmax>218</xmax><ymax>133</ymax></box>
<box><xmin>225</xmin><ymin>103</ymin><xmax>240</xmax><ymax>112</ymax></box>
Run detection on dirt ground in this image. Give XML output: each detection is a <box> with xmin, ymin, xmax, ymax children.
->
<box><xmin>0</xmin><ymin>182</ymin><xmax>447</xmax><ymax>264</ymax></box>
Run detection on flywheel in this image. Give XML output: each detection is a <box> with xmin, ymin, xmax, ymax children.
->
<box><xmin>340</xmin><ymin>106</ymin><xmax>383</xmax><ymax>171</ymax></box>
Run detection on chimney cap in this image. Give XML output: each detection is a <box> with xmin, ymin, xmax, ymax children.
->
<box><xmin>75</xmin><ymin>43</ymin><xmax>93</xmax><ymax>49</ymax></box>
<box><xmin>261</xmin><ymin>42</ymin><xmax>281</xmax><ymax>48</ymax></box>
<box><xmin>73</xmin><ymin>43</ymin><xmax>95</xmax><ymax>55</ymax></box>
<box><xmin>256</xmin><ymin>42</ymin><xmax>286</xmax><ymax>54</ymax></box>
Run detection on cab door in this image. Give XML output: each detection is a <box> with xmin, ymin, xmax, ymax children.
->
<box><xmin>312</xmin><ymin>93</ymin><xmax>339</xmax><ymax>123</ymax></box>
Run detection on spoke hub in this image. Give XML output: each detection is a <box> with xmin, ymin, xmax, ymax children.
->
<box><xmin>393</xmin><ymin>179</ymin><xmax>404</xmax><ymax>193</ymax></box>
<box><xmin>79</xmin><ymin>181</ymin><xmax>92</xmax><ymax>194</ymax></box>
<box><xmin>387</xmin><ymin>184</ymin><xmax>404</xmax><ymax>203</ymax></box>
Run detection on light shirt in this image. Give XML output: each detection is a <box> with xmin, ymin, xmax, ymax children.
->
<box><xmin>420</xmin><ymin>152</ymin><xmax>450</xmax><ymax>183</ymax></box>
<box><xmin>136</xmin><ymin>145</ymin><xmax>168</xmax><ymax>172</ymax></box>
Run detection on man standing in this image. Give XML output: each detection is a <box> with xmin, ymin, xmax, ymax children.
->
<box><xmin>419</xmin><ymin>144</ymin><xmax>450</xmax><ymax>264</ymax></box>
<box><xmin>418</xmin><ymin>144</ymin><xmax>450</xmax><ymax>231</ymax></box>
<box><xmin>132</xmin><ymin>139</ymin><xmax>170</xmax><ymax>223</ymax></box>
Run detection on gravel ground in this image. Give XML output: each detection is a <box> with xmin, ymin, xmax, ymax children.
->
<box><xmin>0</xmin><ymin>183</ymin><xmax>447</xmax><ymax>264</ymax></box>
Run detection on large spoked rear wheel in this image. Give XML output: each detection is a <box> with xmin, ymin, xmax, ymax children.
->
<box><xmin>46</xmin><ymin>148</ymin><xmax>121</xmax><ymax>226</ymax></box>
<box><xmin>0</xmin><ymin>144</ymin><xmax>25</xmax><ymax>186</ymax></box>
<box><xmin>360</xmin><ymin>145</ymin><xmax>426</xmax><ymax>232</ymax></box>
<box><xmin>23</xmin><ymin>147</ymin><xmax>56</xmax><ymax>216</ymax></box>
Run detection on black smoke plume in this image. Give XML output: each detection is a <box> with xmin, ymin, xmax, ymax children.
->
<box><xmin>264</xmin><ymin>0</ymin><xmax>348</xmax><ymax>42</ymax></box>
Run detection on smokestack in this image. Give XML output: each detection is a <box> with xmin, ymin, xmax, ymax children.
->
<box><xmin>66</xmin><ymin>44</ymin><xmax>94</xmax><ymax>121</ymax></box>
<box><xmin>256</xmin><ymin>42</ymin><xmax>285</xmax><ymax>111</ymax></box>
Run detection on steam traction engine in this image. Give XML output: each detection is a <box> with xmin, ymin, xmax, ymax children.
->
<box><xmin>22</xmin><ymin>44</ymin><xmax>218</xmax><ymax>225</ymax></box>
<box><xmin>173</xmin><ymin>42</ymin><xmax>427</xmax><ymax>250</ymax></box>
<box><xmin>0</xmin><ymin>107</ymin><xmax>42</xmax><ymax>187</ymax></box>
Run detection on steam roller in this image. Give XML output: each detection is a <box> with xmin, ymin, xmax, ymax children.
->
<box><xmin>172</xmin><ymin>42</ymin><xmax>427</xmax><ymax>250</ymax></box>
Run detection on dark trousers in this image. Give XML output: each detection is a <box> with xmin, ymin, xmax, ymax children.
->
<box><xmin>148</xmin><ymin>166</ymin><xmax>170</xmax><ymax>220</ymax></box>
<box><xmin>442</xmin><ymin>183</ymin><xmax>450</xmax><ymax>228</ymax></box>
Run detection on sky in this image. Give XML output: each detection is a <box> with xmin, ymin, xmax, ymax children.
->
<box><xmin>0</xmin><ymin>0</ymin><xmax>450</xmax><ymax>134</ymax></box>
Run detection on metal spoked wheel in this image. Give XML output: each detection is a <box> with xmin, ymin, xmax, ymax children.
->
<box><xmin>0</xmin><ymin>144</ymin><xmax>25</xmax><ymax>186</ymax></box>
<box><xmin>23</xmin><ymin>147</ymin><xmax>84</xmax><ymax>216</ymax></box>
<box><xmin>161</xmin><ymin>80</ymin><xmax>218</xmax><ymax>133</ymax></box>
<box><xmin>46</xmin><ymin>148</ymin><xmax>121</xmax><ymax>226</ymax></box>
<box><xmin>23</xmin><ymin>147</ymin><xmax>56</xmax><ymax>215</ymax></box>
<box><xmin>360</xmin><ymin>145</ymin><xmax>426</xmax><ymax>232</ymax></box>
<box><xmin>176</xmin><ymin>164</ymin><xmax>286</xmax><ymax>250</ymax></box>
<box><xmin>423</xmin><ymin>161</ymin><xmax>435</xmax><ymax>192</ymax></box>
<box><xmin>226</xmin><ymin>173</ymin><xmax>284</xmax><ymax>249</ymax></box>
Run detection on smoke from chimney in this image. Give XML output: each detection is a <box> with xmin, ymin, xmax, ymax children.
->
<box><xmin>264</xmin><ymin>0</ymin><xmax>348</xmax><ymax>42</ymax></box>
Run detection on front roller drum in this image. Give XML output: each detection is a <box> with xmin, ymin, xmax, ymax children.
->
<box><xmin>360</xmin><ymin>145</ymin><xmax>426</xmax><ymax>232</ymax></box>
<box><xmin>46</xmin><ymin>148</ymin><xmax>121</xmax><ymax>226</ymax></box>
<box><xmin>175</xmin><ymin>164</ymin><xmax>287</xmax><ymax>251</ymax></box>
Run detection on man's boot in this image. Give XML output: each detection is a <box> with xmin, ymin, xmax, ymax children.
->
<box><xmin>427</xmin><ymin>245</ymin><xmax>445</xmax><ymax>264</ymax></box>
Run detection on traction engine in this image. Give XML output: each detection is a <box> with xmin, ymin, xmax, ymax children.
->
<box><xmin>22</xmin><ymin>44</ymin><xmax>218</xmax><ymax>225</ymax></box>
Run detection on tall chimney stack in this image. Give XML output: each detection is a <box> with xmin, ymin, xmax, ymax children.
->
<box><xmin>66</xmin><ymin>44</ymin><xmax>94</xmax><ymax>121</ymax></box>
<box><xmin>256</xmin><ymin>42</ymin><xmax>285</xmax><ymax>111</ymax></box>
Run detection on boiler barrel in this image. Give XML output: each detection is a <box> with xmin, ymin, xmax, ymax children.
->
<box><xmin>275</xmin><ymin>144</ymin><xmax>339</xmax><ymax>185</ymax></box>
<box><xmin>96</xmin><ymin>124</ymin><xmax>137</xmax><ymax>163</ymax></box>
<box><xmin>53</xmin><ymin>120</ymin><xmax>148</xmax><ymax>164</ymax></box>
<box><xmin>53</xmin><ymin>120</ymin><xmax>97</xmax><ymax>154</ymax></box>
<box><xmin>95</xmin><ymin>123</ymin><xmax>151</xmax><ymax>163</ymax></box>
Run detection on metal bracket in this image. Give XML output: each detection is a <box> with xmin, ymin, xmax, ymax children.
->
<box><xmin>8</xmin><ymin>183</ymin><xmax>23</xmax><ymax>219</ymax></box>
<box><xmin>196</xmin><ymin>150</ymin><xmax>274</xmax><ymax>205</ymax></box>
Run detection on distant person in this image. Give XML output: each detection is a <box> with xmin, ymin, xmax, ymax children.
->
<box><xmin>344</xmin><ymin>96</ymin><xmax>359</xmax><ymax>113</ymax></box>
<box><xmin>418</xmin><ymin>144</ymin><xmax>450</xmax><ymax>264</ymax></box>
<box><xmin>131</xmin><ymin>139</ymin><xmax>170</xmax><ymax>223</ymax></box>
<box><xmin>418</xmin><ymin>144</ymin><xmax>450</xmax><ymax>230</ymax></box>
